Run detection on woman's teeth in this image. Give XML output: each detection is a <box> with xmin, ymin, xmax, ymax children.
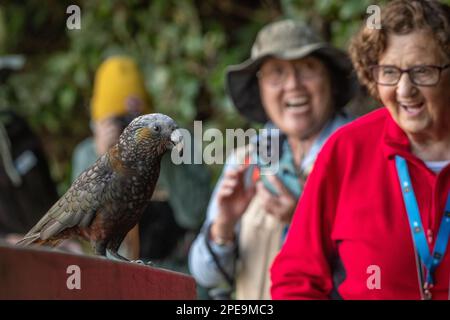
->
<box><xmin>286</xmin><ymin>98</ymin><xmax>308</xmax><ymax>108</ymax></box>
<box><xmin>401</xmin><ymin>103</ymin><xmax>424</xmax><ymax>115</ymax></box>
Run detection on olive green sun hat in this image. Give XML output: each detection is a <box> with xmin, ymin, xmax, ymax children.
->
<box><xmin>226</xmin><ymin>19</ymin><xmax>357</xmax><ymax>123</ymax></box>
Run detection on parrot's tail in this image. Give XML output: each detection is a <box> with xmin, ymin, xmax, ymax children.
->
<box><xmin>16</xmin><ymin>233</ymin><xmax>63</xmax><ymax>248</ymax></box>
<box><xmin>15</xmin><ymin>233</ymin><xmax>42</xmax><ymax>246</ymax></box>
<box><xmin>15</xmin><ymin>233</ymin><xmax>59</xmax><ymax>247</ymax></box>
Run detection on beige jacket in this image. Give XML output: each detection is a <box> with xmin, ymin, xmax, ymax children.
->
<box><xmin>231</xmin><ymin>145</ymin><xmax>288</xmax><ymax>300</ymax></box>
<box><xmin>236</xmin><ymin>194</ymin><xmax>287</xmax><ymax>299</ymax></box>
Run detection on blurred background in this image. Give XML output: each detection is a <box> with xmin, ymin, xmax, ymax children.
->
<box><xmin>4</xmin><ymin>0</ymin><xmax>448</xmax><ymax>192</ymax></box>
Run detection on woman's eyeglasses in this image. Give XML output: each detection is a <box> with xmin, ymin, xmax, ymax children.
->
<box><xmin>257</xmin><ymin>61</ymin><xmax>321</xmax><ymax>87</ymax></box>
<box><xmin>370</xmin><ymin>64</ymin><xmax>450</xmax><ymax>86</ymax></box>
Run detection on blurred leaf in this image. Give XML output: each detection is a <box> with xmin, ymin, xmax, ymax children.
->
<box><xmin>339</xmin><ymin>1</ymin><xmax>363</xmax><ymax>20</ymax></box>
<box><xmin>58</xmin><ymin>87</ymin><xmax>77</xmax><ymax>113</ymax></box>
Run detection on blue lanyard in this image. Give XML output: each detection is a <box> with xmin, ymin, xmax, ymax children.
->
<box><xmin>395</xmin><ymin>156</ymin><xmax>450</xmax><ymax>289</ymax></box>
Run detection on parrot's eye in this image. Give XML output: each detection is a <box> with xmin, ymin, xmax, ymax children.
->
<box><xmin>152</xmin><ymin>124</ymin><xmax>161</xmax><ymax>133</ymax></box>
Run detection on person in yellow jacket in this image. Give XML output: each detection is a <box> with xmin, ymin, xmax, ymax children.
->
<box><xmin>72</xmin><ymin>56</ymin><xmax>211</xmax><ymax>269</ymax></box>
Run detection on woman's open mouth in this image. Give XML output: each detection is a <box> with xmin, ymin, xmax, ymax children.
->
<box><xmin>285</xmin><ymin>98</ymin><xmax>310</xmax><ymax>114</ymax></box>
<box><xmin>285</xmin><ymin>97</ymin><xmax>308</xmax><ymax>108</ymax></box>
<box><xmin>400</xmin><ymin>102</ymin><xmax>425</xmax><ymax>116</ymax></box>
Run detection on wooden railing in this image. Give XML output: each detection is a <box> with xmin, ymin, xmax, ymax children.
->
<box><xmin>0</xmin><ymin>244</ymin><xmax>196</xmax><ymax>299</ymax></box>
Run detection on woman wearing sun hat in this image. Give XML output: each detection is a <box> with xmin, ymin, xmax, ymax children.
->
<box><xmin>189</xmin><ymin>19</ymin><xmax>358</xmax><ymax>299</ymax></box>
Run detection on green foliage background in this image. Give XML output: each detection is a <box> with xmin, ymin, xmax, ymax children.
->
<box><xmin>1</xmin><ymin>0</ymin><xmax>449</xmax><ymax>191</ymax></box>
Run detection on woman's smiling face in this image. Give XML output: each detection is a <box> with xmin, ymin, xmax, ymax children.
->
<box><xmin>377</xmin><ymin>31</ymin><xmax>450</xmax><ymax>140</ymax></box>
<box><xmin>258</xmin><ymin>56</ymin><xmax>334</xmax><ymax>140</ymax></box>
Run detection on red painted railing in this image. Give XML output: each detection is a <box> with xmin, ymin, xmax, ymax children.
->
<box><xmin>0</xmin><ymin>244</ymin><xmax>196</xmax><ymax>299</ymax></box>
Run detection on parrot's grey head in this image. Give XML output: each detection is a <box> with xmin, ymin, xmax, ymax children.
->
<box><xmin>119</xmin><ymin>113</ymin><xmax>183</xmax><ymax>161</ymax></box>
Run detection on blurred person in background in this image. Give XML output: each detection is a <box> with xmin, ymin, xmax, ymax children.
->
<box><xmin>0</xmin><ymin>55</ymin><xmax>81</xmax><ymax>253</ymax></box>
<box><xmin>189</xmin><ymin>20</ymin><xmax>357</xmax><ymax>299</ymax></box>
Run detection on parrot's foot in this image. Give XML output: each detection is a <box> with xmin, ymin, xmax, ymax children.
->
<box><xmin>131</xmin><ymin>259</ymin><xmax>154</xmax><ymax>267</ymax></box>
<box><xmin>105</xmin><ymin>249</ymin><xmax>153</xmax><ymax>266</ymax></box>
<box><xmin>131</xmin><ymin>259</ymin><xmax>145</xmax><ymax>264</ymax></box>
<box><xmin>106</xmin><ymin>249</ymin><xmax>131</xmax><ymax>262</ymax></box>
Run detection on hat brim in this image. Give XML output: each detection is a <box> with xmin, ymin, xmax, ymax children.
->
<box><xmin>226</xmin><ymin>43</ymin><xmax>357</xmax><ymax>123</ymax></box>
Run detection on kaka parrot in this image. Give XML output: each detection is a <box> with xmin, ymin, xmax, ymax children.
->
<box><xmin>17</xmin><ymin>113</ymin><xmax>183</xmax><ymax>262</ymax></box>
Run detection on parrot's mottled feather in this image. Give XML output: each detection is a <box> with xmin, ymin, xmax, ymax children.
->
<box><xmin>17</xmin><ymin>154</ymin><xmax>110</xmax><ymax>245</ymax></box>
<box><xmin>16</xmin><ymin>113</ymin><xmax>181</xmax><ymax>261</ymax></box>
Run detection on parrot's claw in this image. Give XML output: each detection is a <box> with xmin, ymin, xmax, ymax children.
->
<box><xmin>131</xmin><ymin>259</ymin><xmax>145</xmax><ymax>264</ymax></box>
<box><xmin>130</xmin><ymin>259</ymin><xmax>154</xmax><ymax>267</ymax></box>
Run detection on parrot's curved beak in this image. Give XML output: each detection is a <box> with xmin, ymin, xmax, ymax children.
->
<box><xmin>169</xmin><ymin>129</ymin><xmax>184</xmax><ymax>156</ymax></box>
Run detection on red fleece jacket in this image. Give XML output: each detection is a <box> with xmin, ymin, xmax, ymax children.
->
<box><xmin>270</xmin><ymin>108</ymin><xmax>450</xmax><ymax>300</ymax></box>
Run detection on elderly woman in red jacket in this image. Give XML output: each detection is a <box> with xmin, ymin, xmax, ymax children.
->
<box><xmin>271</xmin><ymin>0</ymin><xmax>450</xmax><ymax>300</ymax></box>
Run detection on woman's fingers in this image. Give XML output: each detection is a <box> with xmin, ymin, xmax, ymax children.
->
<box><xmin>256</xmin><ymin>181</ymin><xmax>271</xmax><ymax>198</ymax></box>
<box><xmin>256</xmin><ymin>180</ymin><xmax>296</xmax><ymax>223</ymax></box>
<box><xmin>221</xmin><ymin>165</ymin><xmax>250</xmax><ymax>190</ymax></box>
<box><xmin>220</xmin><ymin>178</ymin><xmax>238</xmax><ymax>189</ymax></box>
<box><xmin>218</xmin><ymin>185</ymin><xmax>235</xmax><ymax>198</ymax></box>
<box><xmin>257</xmin><ymin>181</ymin><xmax>278</xmax><ymax>208</ymax></box>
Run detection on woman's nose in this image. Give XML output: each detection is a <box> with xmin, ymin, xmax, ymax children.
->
<box><xmin>396</xmin><ymin>73</ymin><xmax>418</xmax><ymax>99</ymax></box>
<box><xmin>284</xmin><ymin>66</ymin><xmax>304</xmax><ymax>90</ymax></box>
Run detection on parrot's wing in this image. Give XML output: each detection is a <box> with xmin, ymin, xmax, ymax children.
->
<box><xmin>18</xmin><ymin>155</ymin><xmax>112</xmax><ymax>244</ymax></box>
